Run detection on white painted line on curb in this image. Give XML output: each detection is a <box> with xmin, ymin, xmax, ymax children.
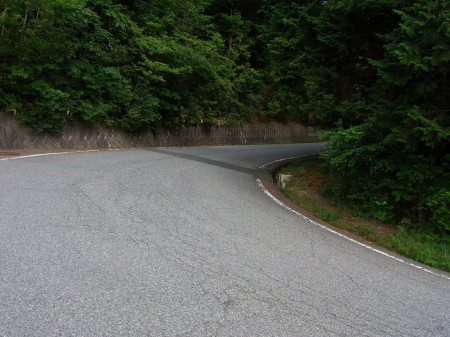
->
<box><xmin>256</xmin><ymin>179</ymin><xmax>450</xmax><ymax>281</ymax></box>
<box><xmin>0</xmin><ymin>149</ymin><xmax>120</xmax><ymax>161</ymax></box>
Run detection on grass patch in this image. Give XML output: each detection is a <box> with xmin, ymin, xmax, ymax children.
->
<box><xmin>279</xmin><ymin>159</ymin><xmax>450</xmax><ymax>272</ymax></box>
<box><xmin>391</xmin><ymin>227</ymin><xmax>450</xmax><ymax>271</ymax></box>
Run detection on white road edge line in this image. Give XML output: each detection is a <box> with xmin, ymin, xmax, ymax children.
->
<box><xmin>256</xmin><ymin>179</ymin><xmax>450</xmax><ymax>281</ymax></box>
<box><xmin>0</xmin><ymin>149</ymin><xmax>120</xmax><ymax>161</ymax></box>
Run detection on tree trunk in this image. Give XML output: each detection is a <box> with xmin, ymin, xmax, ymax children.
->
<box><xmin>228</xmin><ymin>7</ymin><xmax>233</xmax><ymax>51</ymax></box>
<box><xmin>22</xmin><ymin>8</ymin><xmax>29</xmax><ymax>29</ymax></box>
<box><xmin>1</xmin><ymin>7</ymin><xmax>7</xmax><ymax>35</ymax></box>
<box><xmin>339</xmin><ymin>59</ymin><xmax>352</xmax><ymax>101</ymax></box>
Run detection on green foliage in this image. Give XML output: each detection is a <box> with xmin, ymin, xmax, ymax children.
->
<box><xmin>391</xmin><ymin>226</ymin><xmax>450</xmax><ymax>272</ymax></box>
<box><xmin>281</xmin><ymin>159</ymin><xmax>450</xmax><ymax>271</ymax></box>
<box><xmin>0</xmin><ymin>0</ymin><xmax>82</xmax><ymax>132</ymax></box>
<box><xmin>0</xmin><ymin>0</ymin><xmax>268</xmax><ymax>132</ymax></box>
<box><xmin>259</xmin><ymin>0</ymin><xmax>400</xmax><ymax>127</ymax></box>
<box><xmin>321</xmin><ymin>0</ymin><xmax>450</xmax><ymax>232</ymax></box>
<box><xmin>1</xmin><ymin>0</ymin><xmax>427</xmax><ymax>131</ymax></box>
<box><xmin>427</xmin><ymin>189</ymin><xmax>450</xmax><ymax>232</ymax></box>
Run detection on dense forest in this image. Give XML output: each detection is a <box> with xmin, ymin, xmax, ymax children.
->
<box><xmin>0</xmin><ymin>0</ymin><xmax>449</xmax><ymax>233</ymax></box>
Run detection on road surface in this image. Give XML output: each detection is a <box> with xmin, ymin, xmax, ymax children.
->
<box><xmin>1</xmin><ymin>144</ymin><xmax>449</xmax><ymax>336</ymax></box>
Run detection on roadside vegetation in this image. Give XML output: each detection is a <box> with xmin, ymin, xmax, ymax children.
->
<box><xmin>1</xmin><ymin>1</ymin><xmax>448</xmax><ymax>258</ymax></box>
<box><xmin>279</xmin><ymin>160</ymin><xmax>450</xmax><ymax>272</ymax></box>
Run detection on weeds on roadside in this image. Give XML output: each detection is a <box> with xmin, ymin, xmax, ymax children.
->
<box><xmin>391</xmin><ymin>227</ymin><xmax>450</xmax><ymax>271</ymax></box>
<box><xmin>279</xmin><ymin>160</ymin><xmax>450</xmax><ymax>272</ymax></box>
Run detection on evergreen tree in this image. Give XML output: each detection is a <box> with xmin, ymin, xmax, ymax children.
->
<box><xmin>322</xmin><ymin>0</ymin><xmax>450</xmax><ymax>230</ymax></box>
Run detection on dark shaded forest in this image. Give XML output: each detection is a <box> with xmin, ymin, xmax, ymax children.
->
<box><xmin>1</xmin><ymin>0</ymin><xmax>449</xmax><ymax>232</ymax></box>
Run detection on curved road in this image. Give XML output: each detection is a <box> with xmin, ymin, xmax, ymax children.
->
<box><xmin>1</xmin><ymin>144</ymin><xmax>449</xmax><ymax>336</ymax></box>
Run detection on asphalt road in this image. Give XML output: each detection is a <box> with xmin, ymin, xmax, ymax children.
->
<box><xmin>1</xmin><ymin>143</ymin><xmax>449</xmax><ymax>336</ymax></box>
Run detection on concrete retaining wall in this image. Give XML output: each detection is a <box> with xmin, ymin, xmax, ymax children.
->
<box><xmin>0</xmin><ymin>111</ymin><xmax>319</xmax><ymax>149</ymax></box>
